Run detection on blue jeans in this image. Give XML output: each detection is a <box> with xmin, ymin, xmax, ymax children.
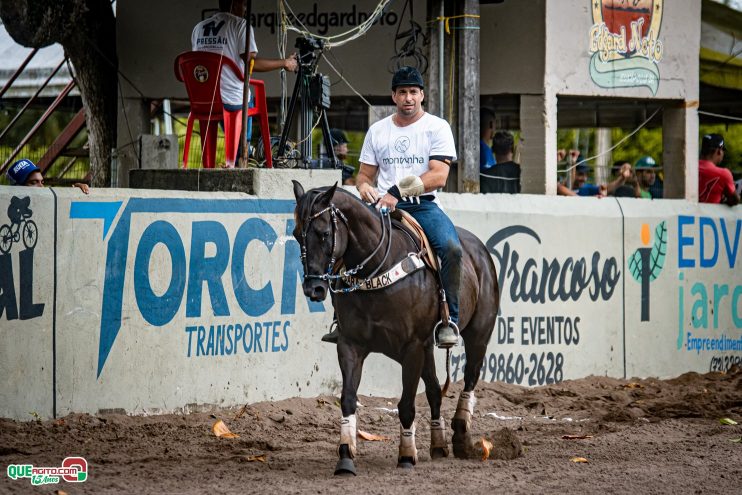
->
<box><xmin>397</xmin><ymin>200</ymin><xmax>463</xmax><ymax>323</ymax></box>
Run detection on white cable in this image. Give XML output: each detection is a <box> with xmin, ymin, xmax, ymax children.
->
<box><xmin>479</xmin><ymin>171</ymin><xmax>520</xmax><ymax>181</ymax></box>
<box><xmin>282</xmin><ymin>0</ymin><xmax>393</xmax><ymax>48</ymax></box>
<box><xmin>321</xmin><ymin>54</ymin><xmax>382</xmax><ymax>121</ymax></box>
<box><xmin>698</xmin><ymin>110</ymin><xmax>742</xmax><ymax>122</ymax></box>
<box><xmin>557</xmin><ymin>108</ymin><xmax>662</xmax><ymax>174</ymax></box>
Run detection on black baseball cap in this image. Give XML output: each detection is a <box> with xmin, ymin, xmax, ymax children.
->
<box><xmin>329</xmin><ymin>129</ymin><xmax>348</xmax><ymax>146</ymax></box>
<box><xmin>701</xmin><ymin>134</ymin><xmax>725</xmax><ymax>154</ymax></box>
<box><xmin>391</xmin><ymin>66</ymin><xmax>424</xmax><ymax>90</ymax></box>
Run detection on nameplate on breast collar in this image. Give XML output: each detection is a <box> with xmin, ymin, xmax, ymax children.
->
<box><xmin>343</xmin><ymin>253</ymin><xmax>425</xmax><ymax>290</ymax></box>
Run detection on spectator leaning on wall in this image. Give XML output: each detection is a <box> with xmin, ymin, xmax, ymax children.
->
<box><xmin>698</xmin><ymin>134</ymin><xmax>739</xmax><ymax>206</ymax></box>
<box><xmin>6</xmin><ymin>159</ymin><xmax>90</xmax><ymax>194</ymax></box>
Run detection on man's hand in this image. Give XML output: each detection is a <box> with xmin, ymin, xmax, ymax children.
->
<box><xmin>376</xmin><ymin>193</ymin><xmax>398</xmax><ymax>212</ymax></box>
<box><xmin>284</xmin><ymin>53</ymin><xmax>298</xmax><ymax>72</ymax></box>
<box><xmin>73</xmin><ymin>183</ymin><xmax>90</xmax><ymax>195</ymax></box>
<box><xmin>620</xmin><ymin>162</ymin><xmax>633</xmax><ymax>179</ymax></box>
<box><xmin>358</xmin><ymin>182</ymin><xmax>379</xmax><ymax>203</ymax></box>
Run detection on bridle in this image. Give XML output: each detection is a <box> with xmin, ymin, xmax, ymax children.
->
<box><xmin>299</xmin><ymin>196</ymin><xmax>394</xmax><ymax>294</ymax></box>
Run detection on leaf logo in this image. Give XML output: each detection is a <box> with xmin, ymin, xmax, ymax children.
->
<box><xmin>628</xmin><ymin>221</ymin><xmax>666</xmax><ymax>282</ymax></box>
<box><xmin>629</xmin><ymin>221</ymin><xmax>667</xmax><ymax>322</ymax></box>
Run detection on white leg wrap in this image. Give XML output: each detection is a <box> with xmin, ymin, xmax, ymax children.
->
<box><xmin>453</xmin><ymin>391</ymin><xmax>476</xmax><ymax>426</ymax></box>
<box><xmin>430</xmin><ymin>418</ymin><xmax>449</xmax><ymax>451</ymax></box>
<box><xmin>398</xmin><ymin>421</ymin><xmax>418</xmax><ymax>462</ymax></box>
<box><xmin>339</xmin><ymin>414</ymin><xmax>357</xmax><ymax>458</ymax></box>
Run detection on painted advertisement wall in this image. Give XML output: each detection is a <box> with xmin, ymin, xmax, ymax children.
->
<box><xmin>620</xmin><ymin>200</ymin><xmax>741</xmax><ymax>377</ymax></box>
<box><xmin>1</xmin><ymin>187</ymin><xmax>739</xmax><ymax>420</ymax></box>
<box><xmin>446</xmin><ymin>194</ymin><xmax>626</xmax><ymax>387</ymax></box>
<box><xmin>0</xmin><ymin>189</ymin><xmax>54</xmax><ymax>420</ymax></box>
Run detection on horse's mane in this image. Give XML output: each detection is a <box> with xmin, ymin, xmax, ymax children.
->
<box><xmin>298</xmin><ymin>185</ymin><xmax>375</xmax><ymax>220</ymax></box>
<box><xmin>298</xmin><ymin>185</ymin><xmax>421</xmax><ymax>252</ymax></box>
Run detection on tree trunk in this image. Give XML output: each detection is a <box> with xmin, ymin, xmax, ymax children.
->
<box><xmin>0</xmin><ymin>0</ymin><xmax>117</xmax><ymax>187</ymax></box>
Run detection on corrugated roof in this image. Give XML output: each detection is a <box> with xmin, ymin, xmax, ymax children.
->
<box><xmin>0</xmin><ymin>24</ymin><xmax>77</xmax><ymax>98</ymax></box>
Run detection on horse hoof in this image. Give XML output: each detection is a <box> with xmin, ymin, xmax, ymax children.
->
<box><xmin>430</xmin><ymin>447</ymin><xmax>449</xmax><ymax>459</ymax></box>
<box><xmin>452</xmin><ymin>418</ymin><xmax>469</xmax><ymax>435</ymax></box>
<box><xmin>397</xmin><ymin>456</ymin><xmax>415</xmax><ymax>469</ymax></box>
<box><xmin>451</xmin><ymin>418</ymin><xmax>473</xmax><ymax>459</ymax></box>
<box><xmin>334</xmin><ymin>458</ymin><xmax>357</xmax><ymax>476</ymax></box>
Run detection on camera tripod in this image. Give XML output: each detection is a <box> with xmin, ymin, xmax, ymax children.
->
<box><xmin>275</xmin><ymin>36</ymin><xmax>339</xmax><ymax>169</ymax></box>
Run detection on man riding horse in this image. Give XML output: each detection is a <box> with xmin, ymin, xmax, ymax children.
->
<box><xmin>323</xmin><ymin>66</ymin><xmax>461</xmax><ymax>349</ymax></box>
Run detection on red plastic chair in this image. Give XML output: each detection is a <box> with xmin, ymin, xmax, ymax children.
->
<box><xmin>174</xmin><ymin>51</ymin><xmax>272</xmax><ymax>168</ymax></box>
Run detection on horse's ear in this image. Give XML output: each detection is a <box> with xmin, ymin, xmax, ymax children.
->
<box><xmin>317</xmin><ymin>182</ymin><xmax>338</xmax><ymax>206</ymax></box>
<box><xmin>292</xmin><ymin>180</ymin><xmax>305</xmax><ymax>202</ymax></box>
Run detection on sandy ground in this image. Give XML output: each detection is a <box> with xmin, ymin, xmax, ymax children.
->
<box><xmin>1</xmin><ymin>367</ymin><xmax>740</xmax><ymax>494</ymax></box>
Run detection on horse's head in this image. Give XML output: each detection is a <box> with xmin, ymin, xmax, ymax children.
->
<box><xmin>292</xmin><ymin>181</ymin><xmax>348</xmax><ymax>302</ymax></box>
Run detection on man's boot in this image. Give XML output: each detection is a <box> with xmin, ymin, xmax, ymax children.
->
<box><xmin>322</xmin><ymin>319</ymin><xmax>340</xmax><ymax>344</ymax></box>
<box><xmin>435</xmin><ymin>320</ymin><xmax>459</xmax><ymax>349</ymax></box>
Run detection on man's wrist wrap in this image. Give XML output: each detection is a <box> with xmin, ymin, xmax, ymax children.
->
<box><xmin>387</xmin><ymin>185</ymin><xmax>402</xmax><ymax>200</ymax></box>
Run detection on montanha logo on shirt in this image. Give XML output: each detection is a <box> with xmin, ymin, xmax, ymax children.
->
<box><xmin>382</xmin><ymin>156</ymin><xmax>425</xmax><ymax>166</ymax></box>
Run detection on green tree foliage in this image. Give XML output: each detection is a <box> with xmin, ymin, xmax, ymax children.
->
<box><xmin>558</xmin><ymin>123</ymin><xmax>742</xmax><ymax>175</ymax></box>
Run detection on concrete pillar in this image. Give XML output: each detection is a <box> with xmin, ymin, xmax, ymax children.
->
<box><xmin>520</xmin><ymin>93</ymin><xmax>558</xmax><ymax>195</ymax></box>
<box><xmin>456</xmin><ymin>0</ymin><xmax>480</xmax><ymax>193</ymax></box>
<box><xmin>594</xmin><ymin>128</ymin><xmax>612</xmax><ymax>185</ymax></box>
<box><xmin>427</xmin><ymin>0</ymin><xmax>444</xmax><ymax>119</ymax></box>
<box><xmin>662</xmin><ymin>102</ymin><xmax>698</xmax><ymax>200</ymax></box>
<box><xmin>116</xmin><ymin>96</ymin><xmax>150</xmax><ymax>188</ymax></box>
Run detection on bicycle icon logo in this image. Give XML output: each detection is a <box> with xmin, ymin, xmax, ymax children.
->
<box><xmin>0</xmin><ymin>196</ymin><xmax>39</xmax><ymax>254</ymax></box>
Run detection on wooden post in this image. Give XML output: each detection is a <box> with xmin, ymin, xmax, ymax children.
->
<box><xmin>456</xmin><ymin>0</ymin><xmax>480</xmax><ymax>193</ymax></box>
<box><xmin>427</xmin><ymin>0</ymin><xmax>444</xmax><ymax>119</ymax></box>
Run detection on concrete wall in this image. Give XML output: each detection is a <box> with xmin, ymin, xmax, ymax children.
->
<box><xmin>1</xmin><ymin>186</ymin><xmax>739</xmax><ymax>420</ymax></box>
<box><xmin>118</xmin><ymin>0</ymin><xmax>427</xmax><ymax>100</ymax></box>
<box><xmin>545</xmin><ymin>0</ymin><xmax>700</xmax><ymax>100</ymax></box>
<box><xmin>480</xmin><ymin>0</ymin><xmax>546</xmax><ymax>95</ymax></box>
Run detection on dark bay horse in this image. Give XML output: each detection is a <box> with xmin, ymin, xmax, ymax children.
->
<box><xmin>292</xmin><ymin>182</ymin><xmax>499</xmax><ymax>475</ymax></box>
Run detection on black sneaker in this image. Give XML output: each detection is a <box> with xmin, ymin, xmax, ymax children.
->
<box><xmin>435</xmin><ymin>321</ymin><xmax>459</xmax><ymax>349</ymax></box>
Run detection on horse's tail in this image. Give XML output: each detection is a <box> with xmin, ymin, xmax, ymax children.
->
<box><xmin>441</xmin><ymin>348</ymin><xmax>451</xmax><ymax>397</ymax></box>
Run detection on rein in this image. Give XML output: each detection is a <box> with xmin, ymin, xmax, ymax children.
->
<box><xmin>300</xmin><ymin>197</ymin><xmax>394</xmax><ymax>294</ymax></box>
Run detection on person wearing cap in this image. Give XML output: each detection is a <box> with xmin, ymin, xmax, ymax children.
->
<box><xmin>328</xmin><ymin>128</ymin><xmax>356</xmax><ymax>185</ymax></box>
<box><xmin>634</xmin><ymin>156</ymin><xmax>658</xmax><ymax>199</ymax></box>
<box><xmin>698</xmin><ymin>134</ymin><xmax>739</xmax><ymax>206</ymax></box>
<box><xmin>480</xmin><ymin>108</ymin><xmax>496</xmax><ymax>172</ymax></box>
<box><xmin>481</xmin><ymin>131</ymin><xmax>520</xmax><ymax>194</ymax></box>
<box><xmin>353</xmin><ymin>65</ymin><xmax>461</xmax><ymax>349</ymax></box>
<box><xmin>607</xmin><ymin>161</ymin><xmax>641</xmax><ymax>198</ymax></box>
<box><xmin>6</xmin><ymin>159</ymin><xmax>89</xmax><ymax>194</ymax></box>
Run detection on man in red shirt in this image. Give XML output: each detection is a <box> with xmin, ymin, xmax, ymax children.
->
<box><xmin>698</xmin><ymin>134</ymin><xmax>739</xmax><ymax>206</ymax></box>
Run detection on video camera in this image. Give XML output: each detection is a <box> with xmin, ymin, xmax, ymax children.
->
<box><xmin>295</xmin><ymin>36</ymin><xmax>325</xmax><ymax>68</ymax></box>
<box><xmin>296</xmin><ymin>35</ymin><xmax>324</xmax><ymax>54</ymax></box>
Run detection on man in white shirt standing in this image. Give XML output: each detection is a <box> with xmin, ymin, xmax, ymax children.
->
<box><xmin>354</xmin><ymin>66</ymin><xmax>461</xmax><ymax>348</ymax></box>
<box><xmin>192</xmin><ymin>0</ymin><xmax>297</xmax><ymax>167</ymax></box>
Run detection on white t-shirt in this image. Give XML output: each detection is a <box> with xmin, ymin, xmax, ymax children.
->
<box><xmin>191</xmin><ymin>12</ymin><xmax>258</xmax><ymax>106</ymax></box>
<box><xmin>359</xmin><ymin>113</ymin><xmax>457</xmax><ymax>201</ymax></box>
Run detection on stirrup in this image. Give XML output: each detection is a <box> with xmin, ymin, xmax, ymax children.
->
<box><xmin>322</xmin><ymin>319</ymin><xmax>340</xmax><ymax>344</ymax></box>
<box><xmin>433</xmin><ymin>319</ymin><xmax>460</xmax><ymax>348</ymax></box>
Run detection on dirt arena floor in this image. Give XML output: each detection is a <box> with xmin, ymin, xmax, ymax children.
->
<box><xmin>1</xmin><ymin>367</ymin><xmax>740</xmax><ymax>494</ymax></box>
